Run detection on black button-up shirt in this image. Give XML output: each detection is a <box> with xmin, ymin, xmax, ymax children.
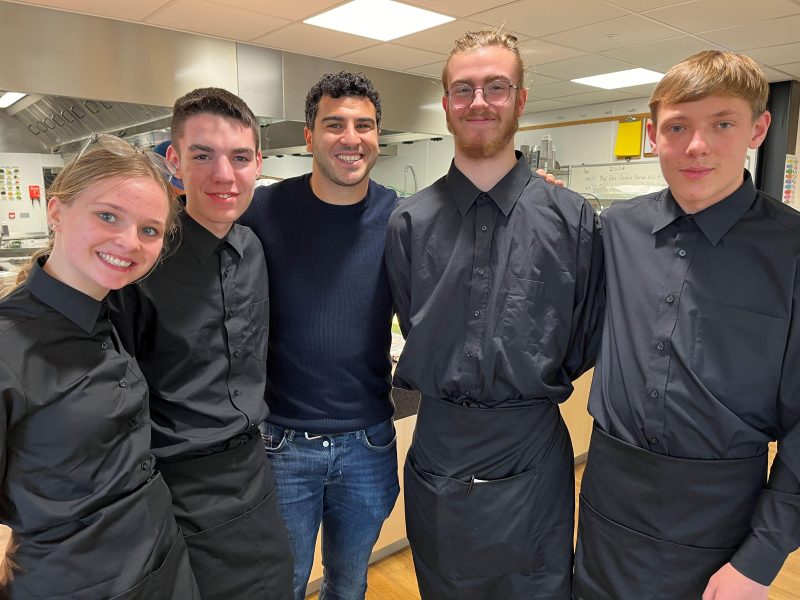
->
<box><xmin>386</xmin><ymin>153</ymin><xmax>604</xmax><ymax>406</ymax></box>
<box><xmin>591</xmin><ymin>171</ymin><xmax>800</xmax><ymax>582</ymax></box>
<box><xmin>110</xmin><ymin>211</ymin><xmax>269</xmax><ymax>460</ymax></box>
<box><xmin>1</xmin><ymin>262</ymin><xmax>154</xmax><ymax>535</ymax></box>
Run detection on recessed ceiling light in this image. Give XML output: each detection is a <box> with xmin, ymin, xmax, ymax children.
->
<box><xmin>0</xmin><ymin>92</ymin><xmax>26</xmax><ymax>109</ymax></box>
<box><xmin>304</xmin><ymin>0</ymin><xmax>454</xmax><ymax>42</ymax></box>
<box><xmin>572</xmin><ymin>68</ymin><xmax>663</xmax><ymax>90</ymax></box>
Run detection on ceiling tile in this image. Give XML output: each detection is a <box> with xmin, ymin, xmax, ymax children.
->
<box><xmin>523</xmin><ymin>98</ymin><xmax>576</xmax><ymax>113</ymax></box>
<box><xmin>518</xmin><ymin>39</ymin><xmax>585</xmax><ymax>69</ymax></box>
<box><xmin>762</xmin><ymin>64</ymin><xmax>800</xmax><ymax>80</ymax></box>
<box><xmin>603</xmin><ymin>0</ymin><xmax>692</xmax><ymax>10</ymax></box>
<box><xmin>601</xmin><ymin>36</ymin><xmax>723</xmax><ymax>71</ymax></box>
<box><xmin>773</xmin><ymin>62</ymin><xmax>800</xmax><ymax>78</ymax></box>
<box><xmin>697</xmin><ymin>14</ymin><xmax>800</xmax><ymax>50</ymax></box>
<box><xmin>559</xmin><ymin>90</ymin><xmax>638</xmax><ymax>104</ymax></box>
<box><xmin>403</xmin><ymin>0</ymin><xmax>513</xmax><ymax>18</ymax></box>
<box><xmin>528</xmin><ymin>73</ymin><xmax>563</xmax><ymax>86</ymax></box>
<box><xmin>146</xmin><ymin>0</ymin><xmax>289</xmax><ymax>41</ymax></box>
<box><xmin>644</xmin><ymin>0</ymin><xmax>800</xmax><ymax>34</ymax></box>
<box><xmin>409</xmin><ymin>61</ymin><xmax>447</xmax><ymax>78</ymax></box>
<box><xmin>471</xmin><ymin>0</ymin><xmax>626</xmax><ymax>38</ymax></box>
<box><xmin>747</xmin><ymin>42</ymin><xmax>800</xmax><ymax>67</ymax></box>
<box><xmin>542</xmin><ymin>14</ymin><xmax>682</xmax><ymax>53</ymax></box>
<box><xmin>205</xmin><ymin>0</ymin><xmax>342</xmax><ymax>20</ymax></box>
<box><xmin>338</xmin><ymin>44</ymin><xmax>446</xmax><ymax>71</ymax></box>
<box><xmin>251</xmin><ymin>22</ymin><xmax>377</xmax><ymax>57</ymax></box>
<box><xmin>622</xmin><ymin>83</ymin><xmax>659</xmax><ymax>98</ymax></box>
<box><xmin>534</xmin><ymin>54</ymin><xmax>638</xmax><ymax>80</ymax></box>
<box><xmin>393</xmin><ymin>18</ymin><xmax>526</xmax><ymax>54</ymax></box>
<box><xmin>12</xmin><ymin>0</ymin><xmax>171</xmax><ymax>20</ymax></box>
<box><xmin>529</xmin><ymin>81</ymin><xmax>596</xmax><ymax>99</ymax></box>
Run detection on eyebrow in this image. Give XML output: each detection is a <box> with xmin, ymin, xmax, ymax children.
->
<box><xmin>320</xmin><ymin>115</ymin><xmax>376</xmax><ymax>126</ymax></box>
<box><xmin>451</xmin><ymin>75</ymin><xmax>511</xmax><ymax>85</ymax></box>
<box><xmin>187</xmin><ymin>144</ymin><xmax>255</xmax><ymax>156</ymax></box>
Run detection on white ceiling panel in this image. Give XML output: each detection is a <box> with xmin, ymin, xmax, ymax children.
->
<box><xmin>559</xmin><ymin>89</ymin><xmax>639</xmax><ymax>105</ymax></box>
<box><xmin>528</xmin><ymin>73</ymin><xmax>563</xmax><ymax>86</ymax></box>
<box><xmin>338</xmin><ymin>44</ymin><xmax>446</xmax><ymax>71</ymax></box>
<box><xmin>760</xmin><ymin>65</ymin><xmax>799</xmax><ymax>81</ymax></box>
<box><xmin>471</xmin><ymin>0</ymin><xmax>627</xmax><ymax>38</ymax></box>
<box><xmin>404</xmin><ymin>0</ymin><xmax>513</xmax><ymax>18</ymax></box>
<box><xmin>542</xmin><ymin>14</ymin><xmax>682</xmax><ymax>53</ymax></box>
<box><xmin>529</xmin><ymin>81</ymin><xmax>596</xmax><ymax>99</ymax></box>
<box><xmin>603</xmin><ymin>0</ymin><xmax>691</xmax><ymax>10</ymax></box>
<box><xmin>774</xmin><ymin>62</ymin><xmax>800</xmax><ymax>78</ymax></box>
<box><xmin>523</xmin><ymin>98</ymin><xmax>576</xmax><ymax>113</ymax></box>
<box><xmin>251</xmin><ymin>22</ymin><xmax>377</xmax><ymax>57</ymax></box>
<box><xmin>146</xmin><ymin>0</ymin><xmax>290</xmax><ymax>41</ymax></box>
<box><xmin>9</xmin><ymin>0</ymin><xmax>171</xmax><ymax>20</ymax></box>
<box><xmin>746</xmin><ymin>42</ymin><xmax>800</xmax><ymax>67</ymax></box>
<box><xmin>697</xmin><ymin>14</ymin><xmax>800</xmax><ymax>50</ymax></box>
<box><xmin>518</xmin><ymin>39</ymin><xmax>585</xmax><ymax>68</ymax></box>
<box><xmin>534</xmin><ymin>54</ymin><xmax>638</xmax><ymax>80</ymax></box>
<box><xmin>644</xmin><ymin>0</ymin><xmax>800</xmax><ymax>34</ymax></box>
<box><xmin>409</xmin><ymin>61</ymin><xmax>447</xmax><ymax>78</ymax></box>
<box><xmin>206</xmin><ymin>0</ymin><xmax>343</xmax><ymax>21</ymax></box>
<box><xmin>601</xmin><ymin>36</ymin><xmax>723</xmax><ymax>72</ymax></box>
<box><xmin>394</xmin><ymin>18</ymin><xmax>526</xmax><ymax>54</ymax></box>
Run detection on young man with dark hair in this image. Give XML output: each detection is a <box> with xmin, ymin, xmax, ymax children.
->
<box><xmin>239</xmin><ymin>72</ymin><xmax>399</xmax><ymax>600</ymax></box>
<box><xmin>111</xmin><ymin>86</ymin><xmax>293</xmax><ymax>599</ymax></box>
<box><xmin>385</xmin><ymin>30</ymin><xmax>604</xmax><ymax>599</ymax></box>
<box><xmin>573</xmin><ymin>51</ymin><xmax>800</xmax><ymax>600</ymax></box>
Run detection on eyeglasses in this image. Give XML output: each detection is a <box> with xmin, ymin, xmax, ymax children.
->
<box><xmin>76</xmin><ymin>133</ymin><xmax>172</xmax><ymax>180</ymax></box>
<box><xmin>446</xmin><ymin>80</ymin><xmax>520</xmax><ymax>109</ymax></box>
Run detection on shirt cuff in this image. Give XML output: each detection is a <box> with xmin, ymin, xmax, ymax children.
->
<box><xmin>730</xmin><ymin>534</ymin><xmax>788</xmax><ymax>585</ymax></box>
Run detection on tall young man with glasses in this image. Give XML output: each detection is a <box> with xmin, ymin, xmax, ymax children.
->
<box><xmin>110</xmin><ymin>87</ymin><xmax>293</xmax><ymax>599</ymax></box>
<box><xmin>385</xmin><ymin>30</ymin><xmax>604</xmax><ymax>599</ymax></box>
<box><xmin>239</xmin><ymin>72</ymin><xmax>400</xmax><ymax>600</ymax></box>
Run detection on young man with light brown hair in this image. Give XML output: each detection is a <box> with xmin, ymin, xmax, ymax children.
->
<box><xmin>574</xmin><ymin>51</ymin><xmax>800</xmax><ymax>600</ymax></box>
<box><xmin>386</xmin><ymin>29</ymin><xmax>604</xmax><ymax>599</ymax></box>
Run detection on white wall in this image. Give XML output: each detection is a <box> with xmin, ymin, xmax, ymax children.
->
<box><xmin>0</xmin><ymin>152</ymin><xmax>61</xmax><ymax>235</ymax></box>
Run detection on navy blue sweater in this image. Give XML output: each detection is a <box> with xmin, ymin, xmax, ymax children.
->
<box><xmin>239</xmin><ymin>174</ymin><xmax>397</xmax><ymax>432</ymax></box>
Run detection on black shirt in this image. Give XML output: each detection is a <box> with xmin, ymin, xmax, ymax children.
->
<box><xmin>385</xmin><ymin>153</ymin><xmax>604</xmax><ymax>406</ymax></box>
<box><xmin>591</xmin><ymin>172</ymin><xmax>800</xmax><ymax>582</ymax></box>
<box><xmin>110</xmin><ymin>211</ymin><xmax>269</xmax><ymax>460</ymax></box>
<box><xmin>0</xmin><ymin>262</ymin><xmax>154</xmax><ymax>534</ymax></box>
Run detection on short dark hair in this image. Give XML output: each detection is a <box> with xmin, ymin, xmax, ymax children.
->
<box><xmin>305</xmin><ymin>72</ymin><xmax>382</xmax><ymax>130</ymax></box>
<box><xmin>171</xmin><ymin>87</ymin><xmax>260</xmax><ymax>151</ymax></box>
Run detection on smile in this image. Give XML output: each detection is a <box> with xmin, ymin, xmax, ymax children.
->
<box><xmin>98</xmin><ymin>252</ymin><xmax>133</xmax><ymax>268</ymax></box>
<box><xmin>336</xmin><ymin>154</ymin><xmax>362</xmax><ymax>163</ymax></box>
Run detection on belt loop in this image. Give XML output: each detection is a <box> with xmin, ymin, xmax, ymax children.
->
<box><xmin>304</xmin><ymin>431</ymin><xmax>325</xmax><ymax>441</ymax></box>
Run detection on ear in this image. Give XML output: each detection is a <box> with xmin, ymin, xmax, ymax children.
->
<box><xmin>646</xmin><ymin>119</ymin><xmax>659</xmax><ymax>156</ymax></box>
<box><xmin>304</xmin><ymin>126</ymin><xmax>313</xmax><ymax>153</ymax></box>
<box><xmin>441</xmin><ymin>94</ymin><xmax>448</xmax><ymax>113</ymax></box>
<box><xmin>47</xmin><ymin>196</ymin><xmax>63</xmax><ymax>231</ymax></box>
<box><xmin>165</xmin><ymin>144</ymin><xmax>182</xmax><ymax>178</ymax></box>
<box><xmin>255</xmin><ymin>150</ymin><xmax>263</xmax><ymax>177</ymax></box>
<box><xmin>749</xmin><ymin>111</ymin><xmax>771</xmax><ymax>149</ymax></box>
<box><xmin>515</xmin><ymin>86</ymin><xmax>528</xmax><ymax>117</ymax></box>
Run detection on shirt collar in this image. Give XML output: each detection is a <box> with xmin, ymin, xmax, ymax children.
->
<box><xmin>27</xmin><ymin>259</ymin><xmax>104</xmax><ymax>333</ymax></box>
<box><xmin>651</xmin><ymin>170</ymin><xmax>757</xmax><ymax>246</ymax></box>
<box><xmin>179</xmin><ymin>207</ymin><xmax>245</xmax><ymax>263</ymax></box>
<box><xmin>445</xmin><ymin>151</ymin><xmax>532</xmax><ymax>217</ymax></box>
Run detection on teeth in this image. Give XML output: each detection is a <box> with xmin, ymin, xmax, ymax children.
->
<box><xmin>337</xmin><ymin>155</ymin><xmax>361</xmax><ymax>163</ymax></box>
<box><xmin>99</xmin><ymin>252</ymin><xmax>132</xmax><ymax>268</ymax></box>
<box><xmin>216</xmin><ymin>194</ymin><xmax>233</xmax><ymax>199</ymax></box>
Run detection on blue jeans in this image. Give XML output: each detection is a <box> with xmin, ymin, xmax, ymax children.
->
<box><xmin>261</xmin><ymin>418</ymin><xmax>400</xmax><ymax>600</ymax></box>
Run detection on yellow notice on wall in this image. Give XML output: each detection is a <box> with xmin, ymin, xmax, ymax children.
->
<box><xmin>614</xmin><ymin>120</ymin><xmax>643</xmax><ymax>158</ymax></box>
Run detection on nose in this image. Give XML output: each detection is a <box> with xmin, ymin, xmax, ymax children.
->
<box><xmin>469</xmin><ymin>88</ymin><xmax>490</xmax><ymax>108</ymax></box>
<box><xmin>116</xmin><ymin>224</ymin><xmax>141</xmax><ymax>251</ymax></box>
<box><xmin>340</xmin><ymin>122</ymin><xmax>360</xmax><ymax>146</ymax></box>
<box><xmin>212</xmin><ymin>157</ymin><xmax>235</xmax><ymax>181</ymax></box>
<box><xmin>685</xmin><ymin>129</ymin><xmax>710</xmax><ymax>155</ymax></box>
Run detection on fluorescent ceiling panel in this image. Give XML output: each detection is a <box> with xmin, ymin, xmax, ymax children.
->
<box><xmin>572</xmin><ymin>68</ymin><xmax>663</xmax><ymax>89</ymax></box>
<box><xmin>304</xmin><ymin>0</ymin><xmax>454</xmax><ymax>41</ymax></box>
<box><xmin>0</xmin><ymin>92</ymin><xmax>26</xmax><ymax>108</ymax></box>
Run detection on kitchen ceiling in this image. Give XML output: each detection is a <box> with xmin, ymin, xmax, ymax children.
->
<box><xmin>3</xmin><ymin>0</ymin><xmax>800</xmax><ymax>114</ymax></box>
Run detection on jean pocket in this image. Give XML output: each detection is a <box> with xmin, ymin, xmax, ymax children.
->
<box><xmin>361</xmin><ymin>419</ymin><xmax>397</xmax><ymax>451</ymax></box>
<box><xmin>260</xmin><ymin>423</ymin><xmax>288</xmax><ymax>453</ymax></box>
<box><xmin>405</xmin><ymin>457</ymin><xmax>544</xmax><ymax>580</ymax></box>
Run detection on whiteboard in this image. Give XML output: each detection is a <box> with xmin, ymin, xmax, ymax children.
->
<box><xmin>568</xmin><ymin>162</ymin><xmax>667</xmax><ymax>199</ymax></box>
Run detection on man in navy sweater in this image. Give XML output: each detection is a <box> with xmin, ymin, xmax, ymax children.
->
<box><xmin>239</xmin><ymin>72</ymin><xmax>400</xmax><ymax>600</ymax></box>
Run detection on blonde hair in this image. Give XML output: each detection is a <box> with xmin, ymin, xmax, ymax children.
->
<box><xmin>1</xmin><ymin>143</ymin><xmax>179</xmax><ymax>298</ymax></box>
<box><xmin>442</xmin><ymin>28</ymin><xmax>525</xmax><ymax>91</ymax></box>
<box><xmin>649</xmin><ymin>50</ymin><xmax>769</xmax><ymax>124</ymax></box>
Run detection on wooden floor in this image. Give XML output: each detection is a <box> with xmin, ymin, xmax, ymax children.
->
<box><xmin>1</xmin><ymin>459</ymin><xmax>797</xmax><ymax>599</ymax></box>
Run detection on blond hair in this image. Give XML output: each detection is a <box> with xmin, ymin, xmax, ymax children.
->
<box><xmin>442</xmin><ymin>28</ymin><xmax>525</xmax><ymax>91</ymax></box>
<box><xmin>1</xmin><ymin>144</ymin><xmax>179</xmax><ymax>298</ymax></box>
<box><xmin>649</xmin><ymin>50</ymin><xmax>769</xmax><ymax>124</ymax></box>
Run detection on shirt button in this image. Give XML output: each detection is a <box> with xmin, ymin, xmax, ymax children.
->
<box><xmin>101</xmin><ymin>342</ymin><xmax>109</xmax><ymax>350</ymax></box>
<box><xmin>665</xmin><ymin>294</ymin><xmax>675</xmax><ymax>304</ymax></box>
<box><xmin>322</xmin><ymin>440</ymin><xmax>330</xmax><ymax>448</ymax></box>
<box><xmin>233</xmin><ymin>389</ymin><xmax>240</xmax><ymax>397</ymax></box>
<box><xmin>481</xmin><ymin>225</ymin><xmax>488</xmax><ymax>232</ymax></box>
<box><xmin>656</xmin><ymin>341</ymin><xmax>665</xmax><ymax>351</ymax></box>
<box><xmin>477</xmin><ymin>268</ymin><xmax>484</xmax><ymax>275</ymax></box>
<box><xmin>140</xmin><ymin>462</ymin><xmax>149</xmax><ymax>471</ymax></box>
<box><xmin>650</xmin><ymin>437</ymin><xmax>659</xmax><ymax>445</ymax></box>
<box><xmin>119</xmin><ymin>380</ymin><xmax>127</xmax><ymax>388</ymax></box>
<box><xmin>473</xmin><ymin>310</ymin><xmax>480</xmax><ymax>317</ymax></box>
<box><xmin>677</xmin><ymin>248</ymin><xmax>687</xmax><ymax>257</ymax></box>
<box><xmin>466</xmin><ymin>351</ymin><xmax>473</xmax><ymax>357</ymax></box>
<box><xmin>650</xmin><ymin>390</ymin><xmax>658</xmax><ymax>398</ymax></box>
<box><xmin>128</xmin><ymin>418</ymin><xmax>137</xmax><ymax>427</ymax></box>
<box><xmin>233</xmin><ymin>350</ymin><xmax>240</xmax><ymax>358</ymax></box>
<box><xmin>227</xmin><ymin>309</ymin><xmax>234</xmax><ymax>317</ymax></box>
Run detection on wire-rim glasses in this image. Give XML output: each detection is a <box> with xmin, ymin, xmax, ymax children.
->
<box><xmin>446</xmin><ymin>80</ymin><xmax>520</xmax><ymax>109</ymax></box>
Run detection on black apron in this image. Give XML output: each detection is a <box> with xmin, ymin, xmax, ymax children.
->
<box><xmin>573</xmin><ymin>426</ymin><xmax>767</xmax><ymax>600</ymax></box>
<box><xmin>9</xmin><ymin>472</ymin><xmax>200</xmax><ymax>599</ymax></box>
<box><xmin>158</xmin><ymin>433</ymin><xmax>293</xmax><ymax>600</ymax></box>
<box><xmin>405</xmin><ymin>395</ymin><xmax>574</xmax><ymax>600</ymax></box>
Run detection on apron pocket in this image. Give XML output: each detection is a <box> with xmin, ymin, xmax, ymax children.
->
<box><xmin>574</xmin><ymin>494</ymin><xmax>734</xmax><ymax>600</ymax></box>
<box><xmin>109</xmin><ymin>533</ymin><xmax>198</xmax><ymax>600</ymax></box>
<box><xmin>405</xmin><ymin>456</ymin><xmax>543</xmax><ymax>580</ymax></box>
